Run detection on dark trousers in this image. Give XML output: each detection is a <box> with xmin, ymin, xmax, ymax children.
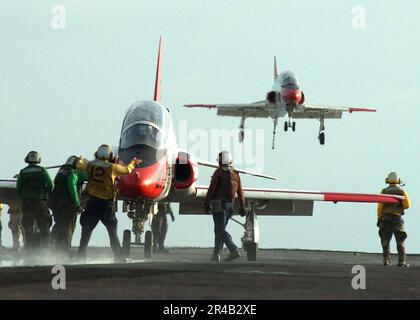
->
<box><xmin>212</xmin><ymin>201</ymin><xmax>238</xmax><ymax>255</ymax></box>
<box><xmin>22</xmin><ymin>200</ymin><xmax>52</xmax><ymax>250</ymax></box>
<box><xmin>379</xmin><ymin>214</ymin><xmax>407</xmax><ymax>261</ymax></box>
<box><xmin>52</xmin><ymin>203</ymin><xmax>77</xmax><ymax>254</ymax></box>
<box><xmin>152</xmin><ymin>213</ymin><xmax>168</xmax><ymax>250</ymax></box>
<box><xmin>78</xmin><ymin>197</ymin><xmax>122</xmax><ymax>258</ymax></box>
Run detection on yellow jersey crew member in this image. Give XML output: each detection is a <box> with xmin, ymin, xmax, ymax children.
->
<box><xmin>76</xmin><ymin>145</ymin><xmax>141</xmax><ymax>262</ymax></box>
<box><xmin>377</xmin><ymin>172</ymin><xmax>411</xmax><ymax>267</ymax></box>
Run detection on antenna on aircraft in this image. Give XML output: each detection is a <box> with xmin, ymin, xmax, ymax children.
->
<box><xmin>154</xmin><ymin>37</ymin><xmax>163</xmax><ymax>102</ymax></box>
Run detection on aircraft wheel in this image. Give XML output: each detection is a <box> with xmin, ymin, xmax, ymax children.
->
<box><xmin>246</xmin><ymin>242</ymin><xmax>258</xmax><ymax>261</ymax></box>
<box><xmin>144</xmin><ymin>230</ymin><xmax>153</xmax><ymax>259</ymax></box>
<box><xmin>292</xmin><ymin>122</ymin><xmax>296</xmax><ymax>132</ymax></box>
<box><xmin>122</xmin><ymin>229</ymin><xmax>131</xmax><ymax>258</ymax></box>
<box><xmin>284</xmin><ymin>122</ymin><xmax>288</xmax><ymax>132</ymax></box>
<box><xmin>239</xmin><ymin>130</ymin><xmax>245</xmax><ymax>142</ymax></box>
<box><xmin>319</xmin><ymin>132</ymin><xmax>325</xmax><ymax>145</ymax></box>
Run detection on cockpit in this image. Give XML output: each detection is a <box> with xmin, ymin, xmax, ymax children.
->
<box><xmin>279</xmin><ymin>71</ymin><xmax>299</xmax><ymax>90</ymax></box>
<box><xmin>120</xmin><ymin>101</ymin><xmax>169</xmax><ymax>150</ymax></box>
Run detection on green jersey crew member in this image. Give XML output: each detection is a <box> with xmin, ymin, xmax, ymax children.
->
<box><xmin>50</xmin><ymin>156</ymin><xmax>87</xmax><ymax>255</ymax></box>
<box><xmin>377</xmin><ymin>172</ymin><xmax>411</xmax><ymax>267</ymax></box>
<box><xmin>17</xmin><ymin>151</ymin><xmax>54</xmax><ymax>252</ymax></box>
<box><xmin>76</xmin><ymin>144</ymin><xmax>141</xmax><ymax>262</ymax></box>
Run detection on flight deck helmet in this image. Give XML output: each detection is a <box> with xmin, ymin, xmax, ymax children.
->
<box><xmin>94</xmin><ymin>144</ymin><xmax>114</xmax><ymax>161</ymax></box>
<box><xmin>25</xmin><ymin>151</ymin><xmax>41</xmax><ymax>164</ymax></box>
<box><xmin>217</xmin><ymin>151</ymin><xmax>233</xmax><ymax>166</ymax></box>
<box><xmin>385</xmin><ymin>172</ymin><xmax>401</xmax><ymax>185</ymax></box>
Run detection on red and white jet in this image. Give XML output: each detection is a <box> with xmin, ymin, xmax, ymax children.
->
<box><xmin>0</xmin><ymin>40</ymin><xmax>402</xmax><ymax>261</ymax></box>
<box><xmin>185</xmin><ymin>57</ymin><xmax>376</xmax><ymax>149</ymax></box>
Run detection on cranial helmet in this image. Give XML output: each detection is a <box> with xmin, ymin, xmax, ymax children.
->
<box><xmin>25</xmin><ymin>151</ymin><xmax>41</xmax><ymax>164</ymax></box>
<box><xmin>65</xmin><ymin>155</ymin><xmax>78</xmax><ymax>167</ymax></box>
<box><xmin>95</xmin><ymin>144</ymin><xmax>113</xmax><ymax>161</ymax></box>
<box><xmin>385</xmin><ymin>172</ymin><xmax>401</xmax><ymax>185</ymax></box>
<box><xmin>217</xmin><ymin>151</ymin><xmax>232</xmax><ymax>166</ymax></box>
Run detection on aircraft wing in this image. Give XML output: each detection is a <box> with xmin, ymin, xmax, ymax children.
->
<box><xmin>196</xmin><ymin>159</ymin><xmax>276</xmax><ymax>180</ymax></box>
<box><xmin>185</xmin><ymin>101</ymin><xmax>270</xmax><ymax>118</ymax></box>
<box><xmin>292</xmin><ymin>104</ymin><xmax>376</xmax><ymax>119</ymax></box>
<box><xmin>0</xmin><ymin>180</ymin><xmax>21</xmax><ymax>205</ymax></box>
<box><xmin>179</xmin><ymin>186</ymin><xmax>404</xmax><ymax>216</ymax></box>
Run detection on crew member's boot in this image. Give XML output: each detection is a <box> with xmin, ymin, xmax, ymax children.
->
<box><xmin>210</xmin><ymin>249</ymin><xmax>221</xmax><ymax>262</ymax></box>
<box><xmin>224</xmin><ymin>249</ymin><xmax>241</xmax><ymax>262</ymax></box>
<box><xmin>382</xmin><ymin>247</ymin><xmax>391</xmax><ymax>267</ymax></box>
<box><xmin>397</xmin><ymin>242</ymin><xmax>409</xmax><ymax>267</ymax></box>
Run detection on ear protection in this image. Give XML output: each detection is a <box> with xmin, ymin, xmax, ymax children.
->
<box><xmin>94</xmin><ymin>144</ymin><xmax>114</xmax><ymax>161</ymax></box>
<box><xmin>385</xmin><ymin>172</ymin><xmax>401</xmax><ymax>185</ymax></box>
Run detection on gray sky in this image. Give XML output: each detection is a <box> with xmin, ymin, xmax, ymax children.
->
<box><xmin>0</xmin><ymin>0</ymin><xmax>419</xmax><ymax>253</ymax></box>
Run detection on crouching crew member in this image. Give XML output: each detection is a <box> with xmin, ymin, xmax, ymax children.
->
<box><xmin>17</xmin><ymin>151</ymin><xmax>53</xmax><ymax>252</ymax></box>
<box><xmin>204</xmin><ymin>151</ymin><xmax>246</xmax><ymax>262</ymax></box>
<box><xmin>377</xmin><ymin>172</ymin><xmax>411</xmax><ymax>267</ymax></box>
<box><xmin>50</xmin><ymin>156</ymin><xmax>87</xmax><ymax>256</ymax></box>
<box><xmin>76</xmin><ymin>145</ymin><xmax>141</xmax><ymax>262</ymax></box>
<box><xmin>8</xmin><ymin>203</ymin><xmax>24</xmax><ymax>251</ymax></box>
<box><xmin>152</xmin><ymin>203</ymin><xmax>175</xmax><ymax>253</ymax></box>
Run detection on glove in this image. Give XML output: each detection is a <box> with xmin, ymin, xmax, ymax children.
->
<box><xmin>76</xmin><ymin>206</ymin><xmax>84</xmax><ymax>215</ymax></box>
<box><xmin>171</xmin><ymin>216</ymin><xmax>175</xmax><ymax>222</ymax></box>
<box><xmin>132</xmin><ymin>158</ymin><xmax>142</xmax><ymax>167</ymax></box>
<box><xmin>239</xmin><ymin>207</ymin><xmax>247</xmax><ymax>217</ymax></box>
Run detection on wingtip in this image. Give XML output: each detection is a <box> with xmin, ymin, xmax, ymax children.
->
<box><xmin>349</xmin><ymin>107</ymin><xmax>377</xmax><ymax>113</ymax></box>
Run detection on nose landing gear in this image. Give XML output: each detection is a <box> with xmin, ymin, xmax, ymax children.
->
<box><xmin>123</xmin><ymin>201</ymin><xmax>155</xmax><ymax>259</ymax></box>
<box><xmin>283</xmin><ymin>119</ymin><xmax>296</xmax><ymax>132</ymax></box>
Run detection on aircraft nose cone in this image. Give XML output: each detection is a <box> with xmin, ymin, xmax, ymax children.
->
<box><xmin>282</xmin><ymin>88</ymin><xmax>302</xmax><ymax>104</ymax></box>
<box><xmin>118</xmin><ymin>161</ymin><xmax>167</xmax><ymax>200</ymax></box>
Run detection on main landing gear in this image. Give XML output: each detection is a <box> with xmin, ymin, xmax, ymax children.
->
<box><xmin>238</xmin><ymin>115</ymin><xmax>245</xmax><ymax>142</ymax></box>
<box><xmin>231</xmin><ymin>202</ymin><xmax>259</xmax><ymax>261</ymax></box>
<box><xmin>123</xmin><ymin>201</ymin><xmax>155</xmax><ymax>259</ymax></box>
<box><xmin>318</xmin><ymin>114</ymin><xmax>326</xmax><ymax>145</ymax></box>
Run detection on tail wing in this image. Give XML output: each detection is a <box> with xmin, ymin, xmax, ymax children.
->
<box><xmin>154</xmin><ymin>37</ymin><xmax>163</xmax><ymax>102</ymax></box>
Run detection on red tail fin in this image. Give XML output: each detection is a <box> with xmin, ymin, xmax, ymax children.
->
<box><xmin>154</xmin><ymin>37</ymin><xmax>163</xmax><ymax>102</ymax></box>
<box><xmin>274</xmin><ymin>56</ymin><xmax>278</xmax><ymax>81</ymax></box>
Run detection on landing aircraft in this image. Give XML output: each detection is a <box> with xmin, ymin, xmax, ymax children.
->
<box><xmin>0</xmin><ymin>39</ymin><xmax>403</xmax><ymax>261</ymax></box>
<box><xmin>185</xmin><ymin>57</ymin><xmax>376</xmax><ymax>149</ymax></box>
